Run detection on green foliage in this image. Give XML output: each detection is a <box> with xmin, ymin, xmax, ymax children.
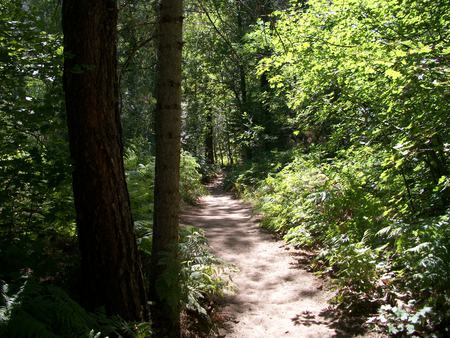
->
<box><xmin>0</xmin><ymin>0</ymin><xmax>73</xmax><ymax>237</ymax></box>
<box><xmin>249</xmin><ymin>0</ymin><xmax>450</xmax><ymax>214</ymax></box>
<box><xmin>0</xmin><ymin>278</ymin><xmax>116</xmax><ymax>337</ymax></box>
<box><xmin>125</xmin><ymin>149</ymin><xmax>206</xmax><ymax>223</ymax></box>
<box><xmin>180</xmin><ymin>152</ymin><xmax>207</xmax><ymax>204</ymax></box>
<box><xmin>179</xmin><ymin>226</ymin><xmax>235</xmax><ymax>316</ymax></box>
<box><xmin>230</xmin><ymin>0</ymin><xmax>450</xmax><ymax>334</ymax></box>
<box><xmin>118</xmin><ymin>0</ymin><xmax>157</xmax><ymax>147</ymax></box>
<box><xmin>235</xmin><ymin>148</ymin><xmax>449</xmax><ymax>333</ymax></box>
<box><xmin>370</xmin><ymin>303</ymin><xmax>436</xmax><ymax>336</ymax></box>
<box><xmin>0</xmin><ymin>277</ymin><xmax>154</xmax><ymax>337</ymax></box>
<box><xmin>125</xmin><ymin>148</ymin><xmax>156</xmax><ymax>223</ymax></box>
<box><xmin>183</xmin><ymin>0</ymin><xmax>291</xmax><ymax>165</ymax></box>
<box><xmin>136</xmin><ymin>224</ymin><xmax>234</xmax><ymax>319</ymax></box>
<box><xmin>224</xmin><ymin>149</ymin><xmax>293</xmax><ymax>194</ymax></box>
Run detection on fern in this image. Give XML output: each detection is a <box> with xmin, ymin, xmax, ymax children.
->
<box><xmin>0</xmin><ymin>279</ymin><xmax>122</xmax><ymax>337</ymax></box>
<box><xmin>179</xmin><ymin>226</ymin><xmax>236</xmax><ymax>316</ymax></box>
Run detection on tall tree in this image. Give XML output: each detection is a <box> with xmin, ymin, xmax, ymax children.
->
<box><xmin>150</xmin><ymin>0</ymin><xmax>183</xmax><ymax>335</ymax></box>
<box><xmin>62</xmin><ymin>0</ymin><xmax>147</xmax><ymax>321</ymax></box>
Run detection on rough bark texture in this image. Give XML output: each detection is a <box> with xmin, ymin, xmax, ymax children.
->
<box><xmin>150</xmin><ymin>0</ymin><xmax>183</xmax><ymax>336</ymax></box>
<box><xmin>62</xmin><ymin>0</ymin><xmax>147</xmax><ymax>321</ymax></box>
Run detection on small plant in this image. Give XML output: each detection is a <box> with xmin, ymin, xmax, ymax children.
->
<box><xmin>179</xmin><ymin>226</ymin><xmax>235</xmax><ymax>316</ymax></box>
<box><xmin>180</xmin><ymin>151</ymin><xmax>207</xmax><ymax>204</ymax></box>
<box><xmin>369</xmin><ymin>303</ymin><xmax>436</xmax><ymax>336</ymax></box>
<box><xmin>0</xmin><ymin>278</ymin><xmax>100</xmax><ymax>337</ymax></box>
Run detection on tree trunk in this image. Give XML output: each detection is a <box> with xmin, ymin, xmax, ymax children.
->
<box><xmin>150</xmin><ymin>0</ymin><xmax>183</xmax><ymax>335</ymax></box>
<box><xmin>205</xmin><ymin>111</ymin><xmax>215</xmax><ymax>165</ymax></box>
<box><xmin>225</xmin><ymin>120</ymin><xmax>234</xmax><ymax>165</ymax></box>
<box><xmin>62</xmin><ymin>0</ymin><xmax>147</xmax><ymax>321</ymax></box>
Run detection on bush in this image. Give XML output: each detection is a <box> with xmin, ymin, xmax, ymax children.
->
<box><xmin>231</xmin><ymin>146</ymin><xmax>449</xmax><ymax>334</ymax></box>
<box><xmin>0</xmin><ymin>278</ymin><xmax>127</xmax><ymax>337</ymax></box>
<box><xmin>180</xmin><ymin>151</ymin><xmax>207</xmax><ymax>204</ymax></box>
<box><xmin>179</xmin><ymin>226</ymin><xmax>235</xmax><ymax>316</ymax></box>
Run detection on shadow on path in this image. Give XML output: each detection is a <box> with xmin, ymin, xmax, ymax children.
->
<box><xmin>181</xmin><ymin>178</ymin><xmax>369</xmax><ymax>338</ymax></box>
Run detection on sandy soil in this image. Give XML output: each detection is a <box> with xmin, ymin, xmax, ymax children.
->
<box><xmin>181</xmin><ymin>182</ymin><xmax>356</xmax><ymax>338</ymax></box>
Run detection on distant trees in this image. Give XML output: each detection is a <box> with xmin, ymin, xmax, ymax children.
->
<box><xmin>118</xmin><ymin>0</ymin><xmax>157</xmax><ymax>148</ymax></box>
<box><xmin>183</xmin><ymin>0</ymin><xmax>289</xmax><ymax>165</ymax></box>
<box><xmin>62</xmin><ymin>0</ymin><xmax>147</xmax><ymax>320</ymax></box>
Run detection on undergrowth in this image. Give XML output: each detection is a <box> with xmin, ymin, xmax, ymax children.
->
<box><xmin>125</xmin><ymin>148</ymin><xmax>207</xmax><ymax>222</ymax></box>
<box><xmin>0</xmin><ymin>149</ymin><xmax>228</xmax><ymax>337</ymax></box>
<box><xmin>0</xmin><ymin>276</ymin><xmax>138</xmax><ymax>337</ymax></box>
<box><xmin>137</xmin><ymin>224</ymin><xmax>235</xmax><ymax>321</ymax></box>
<box><xmin>228</xmin><ymin>148</ymin><xmax>449</xmax><ymax>336</ymax></box>
<box><xmin>126</xmin><ymin>148</ymin><xmax>234</xmax><ymax>331</ymax></box>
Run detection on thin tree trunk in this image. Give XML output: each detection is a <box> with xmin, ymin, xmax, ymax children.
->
<box><xmin>219</xmin><ymin>144</ymin><xmax>224</xmax><ymax>166</ymax></box>
<box><xmin>62</xmin><ymin>0</ymin><xmax>147</xmax><ymax>321</ymax></box>
<box><xmin>150</xmin><ymin>0</ymin><xmax>183</xmax><ymax>335</ymax></box>
<box><xmin>205</xmin><ymin>111</ymin><xmax>215</xmax><ymax>165</ymax></box>
<box><xmin>225</xmin><ymin>120</ymin><xmax>234</xmax><ymax>165</ymax></box>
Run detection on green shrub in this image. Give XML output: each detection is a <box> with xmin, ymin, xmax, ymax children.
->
<box><xmin>180</xmin><ymin>151</ymin><xmax>207</xmax><ymax>204</ymax></box>
<box><xmin>230</xmin><ymin>146</ymin><xmax>449</xmax><ymax>334</ymax></box>
<box><xmin>179</xmin><ymin>226</ymin><xmax>235</xmax><ymax>316</ymax></box>
<box><xmin>0</xmin><ymin>278</ymin><xmax>123</xmax><ymax>337</ymax></box>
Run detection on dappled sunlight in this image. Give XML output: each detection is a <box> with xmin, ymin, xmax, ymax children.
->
<box><xmin>181</xmin><ymin>187</ymin><xmax>339</xmax><ymax>337</ymax></box>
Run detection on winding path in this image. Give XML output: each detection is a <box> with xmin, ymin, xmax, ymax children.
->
<box><xmin>181</xmin><ymin>182</ymin><xmax>342</xmax><ymax>337</ymax></box>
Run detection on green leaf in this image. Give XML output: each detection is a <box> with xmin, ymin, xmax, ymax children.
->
<box><xmin>385</xmin><ymin>68</ymin><xmax>402</xmax><ymax>80</ymax></box>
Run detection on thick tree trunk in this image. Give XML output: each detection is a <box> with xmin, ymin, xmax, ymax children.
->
<box><xmin>150</xmin><ymin>0</ymin><xmax>183</xmax><ymax>336</ymax></box>
<box><xmin>62</xmin><ymin>0</ymin><xmax>147</xmax><ymax>321</ymax></box>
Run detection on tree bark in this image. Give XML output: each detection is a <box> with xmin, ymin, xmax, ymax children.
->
<box><xmin>150</xmin><ymin>0</ymin><xmax>183</xmax><ymax>336</ymax></box>
<box><xmin>62</xmin><ymin>0</ymin><xmax>147</xmax><ymax>321</ymax></box>
<box><xmin>205</xmin><ymin>111</ymin><xmax>215</xmax><ymax>165</ymax></box>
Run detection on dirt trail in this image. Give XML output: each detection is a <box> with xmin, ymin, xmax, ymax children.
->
<box><xmin>181</xmin><ymin>181</ymin><xmax>353</xmax><ymax>338</ymax></box>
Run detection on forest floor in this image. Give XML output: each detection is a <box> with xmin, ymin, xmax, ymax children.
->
<box><xmin>181</xmin><ymin>178</ymin><xmax>370</xmax><ymax>338</ymax></box>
